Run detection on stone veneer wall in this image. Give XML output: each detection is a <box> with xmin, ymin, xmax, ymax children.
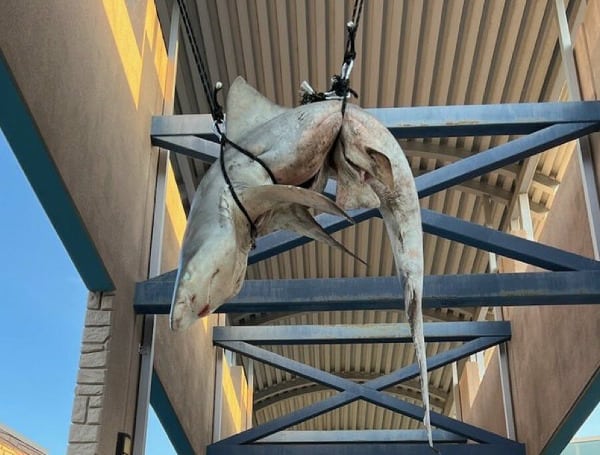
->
<box><xmin>67</xmin><ymin>293</ymin><xmax>113</xmax><ymax>454</ymax></box>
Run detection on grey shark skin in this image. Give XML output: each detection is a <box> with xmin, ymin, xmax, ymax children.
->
<box><xmin>170</xmin><ymin>78</ymin><xmax>350</xmax><ymax>330</ymax></box>
<box><xmin>335</xmin><ymin>104</ymin><xmax>431</xmax><ymax>448</ymax></box>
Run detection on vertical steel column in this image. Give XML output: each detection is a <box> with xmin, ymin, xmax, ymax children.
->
<box><xmin>246</xmin><ymin>360</ymin><xmax>254</xmax><ymax>429</ymax></box>
<box><xmin>555</xmin><ymin>0</ymin><xmax>600</xmax><ymax>259</ymax></box>
<box><xmin>494</xmin><ymin>308</ymin><xmax>517</xmax><ymax>440</ymax></box>
<box><xmin>132</xmin><ymin>4</ymin><xmax>180</xmax><ymax>454</ymax></box>
<box><xmin>517</xmin><ymin>193</ymin><xmax>535</xmax><ymax>241</ymax></box>
<box><xmin>451</xmin><ymin>362</ymin><xmax>462</xmax><ymax>421</ymax></box>
<box><xmin>213</xmin><ymin>314</ymin><xmax>227</xmax><ymax>442</ymax></box>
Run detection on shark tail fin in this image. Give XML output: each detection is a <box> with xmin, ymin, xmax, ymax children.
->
<box><xmin>405</xmin><ymin>273</ymin><xmax>433</xmax><ymax>449</ymax></box>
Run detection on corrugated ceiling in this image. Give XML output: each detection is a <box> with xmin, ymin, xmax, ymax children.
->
<box><xmin>155</xmin><ymin>0</ymin><xmax>583</xmax><ymax>432</ymax></box>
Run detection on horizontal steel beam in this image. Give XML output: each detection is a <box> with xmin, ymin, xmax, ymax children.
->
<box><xmin>213</xmin><ymin>322</ymin><xmax>510</xmax><ymax>345</ymax></box>
<box><xmin>257</xmin><ymin>430</ymin><xmax>466</xmax><ymax>443</ymax></box>
<box><xmin>152</xmin><ymin>101</ymin><xmax>600</xmax><ymax>138</ymax></box>
<box><xmin>1</xmin><ymin>46</ymin><xmax>114</xmax><ymax>291</ymax></box>
<box><xmin>249</xmin><ymin>207</ymin><xmax>600</xmax><ymax>271</ymax></box>
<box><xmin>152</xmin><ymin>134</ymin><xmax>561</xmax><ymax>196</ymax></box>
<box><xmin>216</xmin><ymin>337</ymin><xmax>514</xmax><ymax>446</ymax></box>
<box><xmin>134</xmin><ymin>270</ymin><xmax>600</xmax><ymax>314</ymax></box>
<box><xmin>208</xmin><ymin>443</ymin><xmax>524</xmax><ymax>455</ymax></box>
<box><xmin>216</xmin><ymin>337</ymin><xmax>505</xmax><ymax>447</ymax></box>
<box><xmin>152</xmin><ymin>134</ymin><xmax>220</xmax><ymax>162</ymax></box>
<box><xmin>152</xmin><ymin>122</ymin><xmax>584</xmax><ymax>216</ymax></box>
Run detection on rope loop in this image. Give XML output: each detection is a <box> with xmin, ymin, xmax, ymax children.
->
<box><xmin>300</xmin><ymin>0</ymin><xmax>363</xmax><ymax>111</ymax></box>
<box><xmin>210</xmin><ymin>81</ymin><xmax>277</xmax><ymax>248</ymax></box>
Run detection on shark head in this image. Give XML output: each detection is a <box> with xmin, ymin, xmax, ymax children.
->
<box><xmin>169</xmin><ymin>228</ymin><xmax>248</xmax><ymax>330</ymax></box>
<box><xmin>169</xmin><ymin>78</ymin><xmax>350</xmax><ymax>331</ymax></box>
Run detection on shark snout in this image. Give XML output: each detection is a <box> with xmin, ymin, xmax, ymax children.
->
<box><xmin>170</xmin><ymin>300</ymin><xmax>196</xmax><ymax>330</ymax></box>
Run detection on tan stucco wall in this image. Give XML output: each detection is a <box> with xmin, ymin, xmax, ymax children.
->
<box><xmin>460</xmin><ymin>353</ymin><xmax>507</xmax><ymax>438</ymax></box>
<box><xmin>219</xmin><ymin>362</ymin><xmax>250</xmax><ymax>440</ymax></box>
<box><xmin>463</xmin><ymin>3</ymin><xmax>600</xmax><ymax>453</ymax></box>
<box><xmin>506</xmin><ymin>157</ymin><xmax>599</xmax><ymax>455</ymax></box>
<box><xmin>0</xmin><ymin>1</ymin><xmax>167</xmax><ymax>452</ymax></box>
<box><xmin>1</xmin><ymin>2</ymin><xmax>252</xmax><ymax>452</ymax></box>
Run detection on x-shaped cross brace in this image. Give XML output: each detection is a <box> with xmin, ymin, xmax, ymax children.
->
<box><xmin>213</xmin><ymin>332</ymin><xmax>518</xmax><ymax>448</ymax></box>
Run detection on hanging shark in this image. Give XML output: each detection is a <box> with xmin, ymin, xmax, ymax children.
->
<box><xmin>169</xmin><ymin>77</ymin><xmax>430</xmax><ymax>447</ymax></box>
<box><xmin>170</xmin><ymin>78</ymin><xmax>353</xmax><ymax>330</ymax></box>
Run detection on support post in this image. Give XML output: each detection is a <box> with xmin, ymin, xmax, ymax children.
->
<box><xmin>132</xmin><ymin>3</ymin><xmax>179</xmax><ymax>454</ymax></box>
<box><xmin>246</xmin><ymin>360</ymin><xmax>254</xmax><ymax>430</ymax></box>
<box><xmin>555</xmin><ymin>0</ymin><xmax>600</xmax><ymax>259</ymax></box>
<box><xmin>494</xmin><ymin>308</ymin><xmax>517</xmax><ymax>440</ymax></box>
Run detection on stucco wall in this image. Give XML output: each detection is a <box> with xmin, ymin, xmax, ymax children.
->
<box><xmin>0</xmin><ymin>1</ymin><xmax>167</xmax><ymax>452</ymax></box>
<box><xmin>463</xmin><ymin>3</ymin><xmax>600</xmax><ymax>453</ymax></box>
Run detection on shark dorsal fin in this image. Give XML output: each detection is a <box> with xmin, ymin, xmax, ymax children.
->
<box><xmin>225</xmin><ymin>77</ymin><xmax>289</xmax><ymax>143</ymax></box>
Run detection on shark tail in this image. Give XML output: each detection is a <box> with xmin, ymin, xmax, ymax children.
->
<box><xmin>405</xmin><ymin>273</ymin><xmax>434</xmax><ymax>449</ymax></box>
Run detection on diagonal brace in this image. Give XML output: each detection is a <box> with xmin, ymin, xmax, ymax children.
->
<box><xmin>214</xmin><ymin>336</ymin><xmax>513</xmax><ymax>446</ymax></box>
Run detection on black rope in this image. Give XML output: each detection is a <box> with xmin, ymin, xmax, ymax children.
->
<box><xmin>176</xmin><ymin>1</ymin><xmax>279</xmax><ymax>246</ymax></box>
<box><xmin>213</xmin><ymin>93</ymin><xmax>277</xmax><ymax>249</ymax></box>
<box><xmin>300</xmin><ymin>0</ymin><xmax>364</xmax><ymax>115</ymax></box>
<box><xmin>219</xmin><ymin>140</ymin><xmax>259</xmax><ymax>247</ymax></box>
<box><xmin>176</xmin><ymin>0</ymin><xmax>217</xmax><ymax>115</ymax></box>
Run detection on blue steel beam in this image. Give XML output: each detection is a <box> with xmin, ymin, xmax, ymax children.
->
<box><xmin>214</xmin><ymin>336</ymin><xmax>515</xmax><ymax>446</ymax></box>
<box><xmin>151</xmin><ymin>101</ymin><xmax>600</xmax><ymax>138</ymax></box>
<box><xmin>208</xmin><ymin>443</ymin><xmax>525</xmax><ymax>455</ymax></box>
<box><xmin>0</xmin><ymin>52</ymin><xmax>114</xmax><ymax>291</ymax></box>
<box><xmin>150</xmin><ymin>372</ymin><xmax>195</xmax><ymax>454</ymax></box>
<box><xmin>248</xmin><ymin>120</ymin><xmax>600</xmax><ymax>265</ymax></box>
<box><xmin>133</xmin><ymin>270</ymin><xmax>600</xmax><ymax>314</ymax></box>
<box><xmin>151</xmin><ymin>134</ymin><xmax>220</xmax><ymax>162</ymax></box>
<box><xmin>150</xmin><ymin>114</ymin><xmax>600</xmax><ymax>270</ymax></box>
<box><xmin>152</xmin><ymin>122</ymin><xmax>599</xmax><ymax>199</ymax></box>
<box><xmin>416</xmin><ymin>122</ymin><xmax>598</xmax><ymax>198</ymax></box>
<box><xmin>420</xmin><ymin>209</ymin><xmax>600</xmax><ymax>271</ymax></box>
<box><xmin>258</xmin><ymin>430</ymin><xmax>466</xmax><ymax>443</ymax></box>
<box><xmin>151</xmin><ymin>123</ymin><xmax>597</xmax><ymax>204</ymax></box>
<box><xmin>249</xmin><ymin>207</ymin><xmax>600</xmax><ymax>270</ymax></box>
<box><xmin>212</xmin><ymin>321</ymin><xmax>511</xmax><ymax>345</ymax></box>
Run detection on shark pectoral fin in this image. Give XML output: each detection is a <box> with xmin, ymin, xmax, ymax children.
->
<box><xmin>225</xmin><ymin>77</ymin><xmax>289</xmax><ymax>143</ymax></box>
<box><xmin>265</xmin><ymin>206</ymin><xmax>367</xmax><ymax>266</ymax></box>
<box><xmin>240</xmin><ymin>185</ymin><xmax>354</xmax><ymax>223</ymax></box>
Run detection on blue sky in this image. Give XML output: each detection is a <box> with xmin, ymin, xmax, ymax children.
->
<box><xmin>0</xmin><ymin>130</ymin><xmax>175</xmax><ymax>454</ymax></box>
<box><xmin>0</xmin><ymin>127</ymin><xmax>598</xmax><ymax>453</ymax></box>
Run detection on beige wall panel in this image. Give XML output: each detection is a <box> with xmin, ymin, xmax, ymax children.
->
<box><xmin>461</xmin><ymin>350</ymin><xmax>507</xmax><ymax>438</ymax></box>
<box><xmin>0</xmin><ymin>0</ymin><xmax>169</xmax><ymax>451</ymax></box>
<box><xmin>154</xmin><ymin>315</ymin><xmax>218</xmax><ymax>453</ymax></box>
<box><xmin>466</xmin><ymin>6</ymin><xmax>600</xmax><ymax>454</ymax></box>
<box><xmin>506</xmin><ymin>155</ymin><xmax>600</xmax><ymax>455</ymax></box>
<box><xmin>467</xmin><ymin>154</ymin><xmax>600</xmax><ymax>455</ymax></box>
<box><xmin>219</xmin><ymin>364</ymin><xmax>250</xmax><ymax>440</ymax></box>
